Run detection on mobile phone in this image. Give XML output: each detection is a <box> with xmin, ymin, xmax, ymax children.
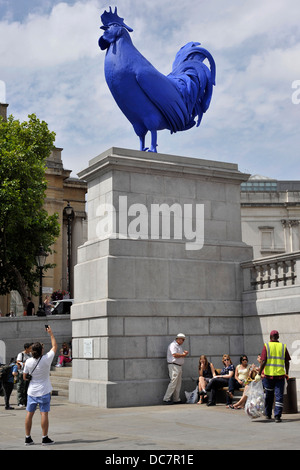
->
<box><xmin>45</xmin><ymin>325</ymin><xmax>49</xmax><ymax>330</ymax></box>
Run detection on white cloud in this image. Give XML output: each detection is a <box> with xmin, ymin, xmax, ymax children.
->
<box><xmin>1</xmin><ymin>0</ymin><xmax>300</xmax><ymax>179</ymax></box>
<box><xmin>0</xmin><ymin>1</ymin><xmax>100</xmax><ymax>67</ymax></box>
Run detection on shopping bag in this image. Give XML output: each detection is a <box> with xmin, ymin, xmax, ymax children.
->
<box><xmin>245</xmin><ymin>380</ymin><xmax>265</xmax><ymax>419</ymax></box>
<box><xmin>185</xmin><ymin>386</ymin><xmax>199</xmax><ymax>404</ymax></box>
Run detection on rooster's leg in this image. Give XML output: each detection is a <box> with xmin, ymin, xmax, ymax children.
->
<box><xmin>139</xmin><ymin>136</ymin><xmax>145</xmax><ymax>151</ymax></box>
<box><xmin>139</xmin><ymin>134</ymin><xmax>149</xmax><ymax>152</ymax></box>
<box><xmin>149</xmin><ymin>130</ymin><xmax>157</xmax><ymax>153</ymax></box>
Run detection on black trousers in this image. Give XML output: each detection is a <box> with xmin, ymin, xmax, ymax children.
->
<box><xmin>3</xmin><ymin>382</ymin><xmax>14</xmax><ymax>408</ymax></box>
<box><xmin>206</xmin><ymin>377</ymin><xmax>229</xmax><ymax>404</ymax></box>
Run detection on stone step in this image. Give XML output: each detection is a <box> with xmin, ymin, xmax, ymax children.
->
<box><xmin>50</xmin><ymin>365</ymin><xmax>72</xmax><ymax>377</ymax></box>
<box><xmin>50</xmin><ymin>365</ymin><xmax>72</xmax><ymax>397</ymax></box>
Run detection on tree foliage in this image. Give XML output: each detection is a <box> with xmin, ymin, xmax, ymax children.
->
<box><xmin>0</xmin><ymin>113</ymin><xmax>60</xmax><ymax>305</ymax></box>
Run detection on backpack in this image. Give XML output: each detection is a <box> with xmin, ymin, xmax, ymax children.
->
<box><xmin>0</xmin><ymin>364</ymin><xmax>10</xmax><ymax>381</ymax></box>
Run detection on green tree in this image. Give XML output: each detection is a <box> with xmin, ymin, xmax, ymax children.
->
<box><xmin>0</xmin><ymin>113</ymin><xmax>60</xmax><ymax>307</ymax></box>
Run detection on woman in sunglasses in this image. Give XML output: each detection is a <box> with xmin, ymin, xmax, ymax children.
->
<box><xmin>199</xmin><ymin>354</ymin><xmax>234</xmax><ymax>406</ymax></box>
<box><xmin>226</xmin><ymin>355</ymin><xmax>251</xmax><ymax>407</ymax></box>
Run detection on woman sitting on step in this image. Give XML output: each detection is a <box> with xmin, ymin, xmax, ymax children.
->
<box><xmin>199</xmin><ymin>354</ymin><xmax>234</xmax><ymax>406</ymax></box>
<box><xmin>226</xmin><ymin>355</ymin><xmax>251</xmax><ymax>407</ymax></box>
<box><xmin>56</xmin><ymin>343</ymin><xmax>72</xmax><ymax>368</ymax></box>
<box><xmin>197</xmin><ymin>355</ymin><xmax>216</xmax><ymax>404</ymax></box>
<box><xmin>229</xmin><ymin>354</ymin><xmax>264</xmax><ymax>409</ymax></box>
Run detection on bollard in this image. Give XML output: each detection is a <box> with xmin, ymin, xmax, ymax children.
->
<box><xmin>283</xmin><ymin>377</ymin><xmax>298</xmax><ymax>414</ymax></box>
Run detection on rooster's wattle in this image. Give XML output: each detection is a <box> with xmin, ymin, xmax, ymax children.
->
<box><xmin>99</xmin><ymin>7</ymin><xmax>216</xmax><ymax>153</ymax></box>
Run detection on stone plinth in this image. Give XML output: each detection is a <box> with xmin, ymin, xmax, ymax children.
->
<box><xmin>69</xmin><ymin>148</ymin><xmax>252</xmax><ymax>407</ymax></box>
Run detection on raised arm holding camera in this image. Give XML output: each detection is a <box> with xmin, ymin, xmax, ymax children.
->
<box><xmin>23</xmin><ymin>326</ymin><xmax>57</xmax><ymax>446</ymax></box>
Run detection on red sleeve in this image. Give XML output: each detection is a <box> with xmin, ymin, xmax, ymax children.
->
<box><xmin>260</xmin><ymin>345</ymin><xmax>267</xmax><ymax>362</ymax></box>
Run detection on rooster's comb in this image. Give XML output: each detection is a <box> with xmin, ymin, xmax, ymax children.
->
<box><xmin>100</xmin><ymin>6</ymin><xmax>133</xmax><ymax>32</ymax></box>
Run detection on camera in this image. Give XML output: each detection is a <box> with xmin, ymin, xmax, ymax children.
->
<box><xmin>25</xmin><ymin>373</ymin><xmax>32</xmax><ymax>382</ymax></box>
<box><xmin>45</xmin><ymin>325</ymin><xmax>49</xmax><ymax>330</ymax></box>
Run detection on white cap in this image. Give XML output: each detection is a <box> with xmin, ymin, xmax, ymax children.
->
<box><xmin>176</xmin><ymin>333</ymin><xmax>186</xmax><ymax>339</ymax></box>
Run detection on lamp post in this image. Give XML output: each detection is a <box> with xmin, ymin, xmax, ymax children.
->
<box><xmin>63</xmin><ymin>202</ymin><xmax>74</xmax><ymax>298</ymax></box>
<box><xmin>36</xmin><ymin>245</ymin><xmax>48</xmax><ymax>316</ymax></box>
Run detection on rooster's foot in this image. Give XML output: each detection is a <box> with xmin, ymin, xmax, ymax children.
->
<box><xmin>141</xmin><ymin>147</ymin><xmax>157</xmax><ymax>153</ymax></box>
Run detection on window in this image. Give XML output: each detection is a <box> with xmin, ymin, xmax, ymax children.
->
<box><xmin>259</xmin><ymin>227</ymin><xmax>274</xmax><ymax>251</ymax></box>
<box><xmin>241</xmin><ymin>181</ymin><xmax>277</xmax><ymax>191</ymax></box>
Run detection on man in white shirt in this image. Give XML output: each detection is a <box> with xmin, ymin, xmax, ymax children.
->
<box><xmin>23</xmin><ymin>326</ymin><xmax>57</xmax><ymax>446</ymax></box>
<box><xmin>163</xmin><ymin>333</ymin><xmax>188</xmax><ymax>404</ymax></box>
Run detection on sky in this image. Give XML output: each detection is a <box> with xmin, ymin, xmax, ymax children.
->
<box><xmin>1</xmin><ymin>0</ymin><xmax>300</xmax><ymax>179</ymax></box>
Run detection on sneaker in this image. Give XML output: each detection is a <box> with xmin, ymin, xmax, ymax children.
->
<box><xmin>25</xmin><ymin>436</ymin><xmax>34</xmax><ymax>446</ymax></box>
<box><xmin>275</xmin><ymin>416</ymin><xmax>282</xmax><ymax>423</ymax></box>
<box><xmin>42</xmin><ymin>436</ymin><xmax>55</xmax><ymax>446</ymax></box>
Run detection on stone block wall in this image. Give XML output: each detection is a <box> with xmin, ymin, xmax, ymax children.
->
<box><xmin>69</xmin><ymin>148</ymin><xmax>253</xmax><ymax>407</ymax></box>
<box><xmin>0</xmin><ymin>316</ymin><xmax>72</xmax><ymax>364</ymax></box>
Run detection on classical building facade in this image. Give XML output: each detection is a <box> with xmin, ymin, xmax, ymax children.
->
<box><xmin>241</xmin><ymin>175</ymin><xmax>300</xmax><ymax>259</ymax></box>
<box><xmin>43</xmin><ymin>147</ymin><xmax>87</xmax><ymax>300</ymax></box>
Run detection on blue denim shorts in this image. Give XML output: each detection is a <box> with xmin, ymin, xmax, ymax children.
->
<box><xmin>27</xmin><ymin>393</ymin><xmax>51</xmax><ymax>412</ymax></box>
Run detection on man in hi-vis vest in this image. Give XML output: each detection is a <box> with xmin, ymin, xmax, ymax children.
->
<box><xmin>256</xmin><ymin>330</ymin><xmax>290</xmax><ymax>422</ymax></box>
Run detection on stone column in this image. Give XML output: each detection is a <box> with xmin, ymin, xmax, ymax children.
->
<box><xmin>289</xmin><ymin>220</ymin><xmax>300</xmax><ymax>252</ymax></box>
<box><xmin>69</xmin><ymin>147</ymin><xmax>252</xmax><ymax>407</ymax></box>
<box><xmin>281</xmin><ymin>220</ymin><xmax>290</xmax><ymax>252</ymax></box>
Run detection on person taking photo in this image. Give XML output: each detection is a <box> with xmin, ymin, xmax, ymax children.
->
<box><xmin>23</xmin><ymin>326</ymin><xmax>57</xmax><ymax>446</ymax></box>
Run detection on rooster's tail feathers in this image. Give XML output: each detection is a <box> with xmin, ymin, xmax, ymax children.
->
<box><xmin>172</xmin><ymin>42</ymin><xmax>216</xmax><ymax>85</ymax></box>
<box><xmin>168</xmin><ymin>42</ymin><xmax>215</xmax><ymax>127</ymax></box>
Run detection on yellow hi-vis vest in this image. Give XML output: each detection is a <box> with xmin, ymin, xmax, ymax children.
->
<box><xmin>264</xmin><ymin>342</ymin><xmax>286</xmax><ymax>376</ymax></box>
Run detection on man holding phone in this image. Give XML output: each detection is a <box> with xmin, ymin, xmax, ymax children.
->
<box><xmin>163</xmin><ymin>333</ymin><xmax>188</xmax><ymax>404</ymax></box>
<box><xmin>23</xmin><ymin>326</ymin><xmax>57</xmax><ymax>446</ymax></box>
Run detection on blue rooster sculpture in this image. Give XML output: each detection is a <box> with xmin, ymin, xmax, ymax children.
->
<box><xmin>99</xmin><ymin>7</ymin><xmax>216</xmax><ymax>153</ymax></box>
